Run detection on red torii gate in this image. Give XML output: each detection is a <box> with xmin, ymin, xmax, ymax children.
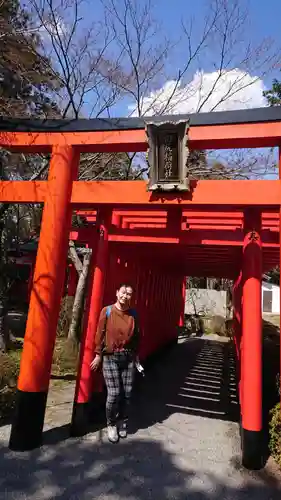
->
<box><xmin>0</xmin><ymin>107</ymin><xmax>280</xmax><ymax>470</ymax></box>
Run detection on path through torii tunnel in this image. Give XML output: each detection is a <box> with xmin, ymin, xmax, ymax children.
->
<box><xmin>0</xmin><ymin>107</ymin><xmax>280</xmax><ymax>471</ymax></box>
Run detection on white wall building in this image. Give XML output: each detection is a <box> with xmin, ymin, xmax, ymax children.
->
<box><xmin>262</xmin><ymin>281</ymin><xmax>280</xmax><ymax>314</ymax></box>
<box><xmin>185</xmin><ymin>281</ymin><xmax>280</xmax><ymax>318</ymax></box>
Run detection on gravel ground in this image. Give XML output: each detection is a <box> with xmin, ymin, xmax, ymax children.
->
<box><xmin>0</xmin><ymin>338</ymin><xmax>280</xmax><ymax>500</ymax></box>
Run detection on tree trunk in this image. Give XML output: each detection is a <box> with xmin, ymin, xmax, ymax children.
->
<box><xmin>226</xmin><ymin>282</ymin><xmax>233</xmax><ymax>320</ymax></box>
<box><xmin>0</xmin><ymin>210</ymin><xmax>8</xmax><ymax>352</ymax></box>
<box><xmin>68</xmin><ymin>240</ymin><xmax>83</xmax><ymax>274</ymax></box>
<box><xmin>67</xmin><ymin>251</ymin><xmax>91</xmax><ymax>343</ymax></box>
<box><xmin>0</xmin><ymin>295</ymin><xmax>7</xmax><ymax>352</ymax></box>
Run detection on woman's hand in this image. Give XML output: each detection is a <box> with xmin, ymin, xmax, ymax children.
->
<box><xmin>90</xmin><ymin>355</ymin><xmax>102</xmax><ymax>371</ymax></box>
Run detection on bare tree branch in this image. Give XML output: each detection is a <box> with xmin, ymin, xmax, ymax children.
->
<box><xmin>29</xmin><ymin>0</ymin><xmax>125</xmax><ymax>119</ymax></box>
<box><xmin>68</xmin><ymin>240</ymin><xmax>83</xmax><ymax>274</ymax></box>
<box><xmin>68</xmin><ymin>248</ymin><xmax>91</xmax><ymax>342</ymax></box>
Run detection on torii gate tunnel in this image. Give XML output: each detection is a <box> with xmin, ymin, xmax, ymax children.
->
<box><xmin>1</xmin><ymin>107</ymin><xmax>281</xmax><ymax>470</ymax></box>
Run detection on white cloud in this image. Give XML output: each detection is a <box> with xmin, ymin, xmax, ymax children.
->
<box><xmin>128</xmin><ymin>68</ymin><xmax>267</xmax><ymax>116</ymax></box>
<box><xmin>38</xmin><ymin>18</ymin><xmax>67</xmax><ymax>42</ymax></box>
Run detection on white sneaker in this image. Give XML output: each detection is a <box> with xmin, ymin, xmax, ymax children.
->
<box><xmin>118</xmin><ymin>421</ymin><xmax>127</xmax><ymax>439</ymax></box>
<box><xmin>107</xmin><ymin>425</ymin><xmax>119</xmax><ymax>443</ymax></box>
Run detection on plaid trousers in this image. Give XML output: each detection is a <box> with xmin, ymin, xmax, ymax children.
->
<box><xmin>102</xmin><ymin>352</ymin><xmax>135</xmax><ymax>426</ymax></box>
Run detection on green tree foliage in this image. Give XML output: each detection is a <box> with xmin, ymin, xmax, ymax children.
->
<box><xmin>264</xmin><ymin>79</ymin><xmax>281</xmax><ymax>107</ymax></box>
<box><xmin>264</xmin><ymin>266</ymin><xmax>280</xmax><ymax>286</ymax></box>
<box><xmin>0</xmin><ymin>0</ymin><xmax>62</xmax><ymax>350</ymax></box>
<box><xmin>269</xmin><ymin>403</ymin><xmax>281</xmax><ymax>467</ymax></box>
<box><xmin>0</xmin><ymin>0</ymin><xmax>60</xmax><ymax>117</ymax></box>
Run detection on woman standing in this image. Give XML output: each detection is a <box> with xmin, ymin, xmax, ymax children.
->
<box><xmin>90</xmin><ymin>283</ymin><xmax>140</xmax><ymax>443</ymax></box>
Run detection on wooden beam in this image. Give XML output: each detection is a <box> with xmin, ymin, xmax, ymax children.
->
<box><xmin>0</xmin><ymin>179</ymin><xmax>280</xmax><ymax>207</ymax></box>
<box><xmin>108</xmin><ymin>234</ymin><xmax>279</xmax><ymax>247</ymax></box>
<box><xmin>69</xmin><ymin>226</ymin><xmax>279</xmax><ymax>246</ymax></box>
<box><xmin>0</xmin><ymin>130</ymin><xmax>147</xmax><ymax>153</ymax></box>
<box><xmin>0</xmin><ymin>181</ymin><xmax>46</xmax><ymax>203</ymax></box>
<box><xmin>189</xmin><ymin>122</ymin><xmax>281</xmax><ymax>149</ymax></box>
<box><xmin>121</xmin><ymin>216</ymin><xmax>167</xmax><ymax>223</ymax></box>
<box><xmin>1</xmin><ymin>120</ymin><xmax>281</xmax><ymax>151</ymax></box>
<box><xmin>71</xmin><ymin>180</ymin><xmax>281</xmax><ymax>207</ymax></box>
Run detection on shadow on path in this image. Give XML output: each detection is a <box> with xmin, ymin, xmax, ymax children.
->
<box><xmin>1</xmin><ymin>338</ymin><xmax>281</xmax><ymax>499</ymax></box>
<box><xmin>1</xmin><ymin>433</ymin><xmax>281</xmax><ymax>499</ymax></box>
<box><xmin>130</xmin><ymin>338</ymin><xmax>240</xmax><ymax>433</ymax></box>
<box><xmin>44</xmin><ymin>338</ymin><xmax>239</xmax><ymax>444</ymax></box>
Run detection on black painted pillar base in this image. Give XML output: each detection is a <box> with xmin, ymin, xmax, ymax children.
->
<box><xmin>241</xmin><ymin>427</ymin><xmax>265</xmax><ymax>470</ymax></box>
<box><xmin>70</xmin><ymin>402</ymin><xmax>90</xmax><ymax>437</ymax></box>
<box><xmin>9</xmin><ymin>390</ymin><xmax>47</xmax><ymax>451</ymax></box>
<box><xmin>71</xmin><ymin>392</ymin><xmax>106</xmax><ymax>437</ymax></box>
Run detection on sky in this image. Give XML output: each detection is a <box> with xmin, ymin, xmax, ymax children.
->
<box><xmin>122</xmin><ymin>0</ymin><xmax>280</xmax><ymax>176</ymax></box>
<box><xmin>129</xmin><ymin>0</ymin><xmax>281</xmax><ymax>114</ymax></box>
<box><xmin>154</xmin><ymin>1</ymin><xmax>280</xmax><ymax>61</ymax></box>
<box><xmin>119</xmin><ymin>0</ymin><xmax>281</xmax><ymax>117</ymax></box>
<box><xmin>152</xmin><ymin>0</ymin><xmax>281</xmax><ymax>88</ymax></box>
<box><xmin>34</xmin><ymin>0</ymin><xmax>281</xmax><ymax>176</ymax></box>
<box><xmin>36</xmin><ymin>0</ymin><xmax>281</xmax><ymax>118</ymax></box>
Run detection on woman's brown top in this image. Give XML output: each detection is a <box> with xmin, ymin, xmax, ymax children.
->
<box><xmin>95</xmin><ymin>305</ymin><xmax>140</xmax><ymax>355</ymax></box>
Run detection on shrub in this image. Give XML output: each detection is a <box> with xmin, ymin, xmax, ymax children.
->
<box><xmin>269</xmin><ymin>402</ymin><xmax>281</xmax><ymax>467</ymax></box>
<box><xmin>0</xmin><ymin>387</ymin><xmax>17</xmax><ymax>424</ymax></box>
<box><xmin>0</xmin><ymin>351</ymin><xmax>20</xmax><ymax>389</ymax></box>
<box><xmin>52</xmin><ymin>338</ymin><xmax>79</xmax><ymax>376</ymax></box>
<box><xmin>225</xmin><ymin>318</ymin><xmax>233</xmax><ymax>337</ymax></box>
<box><xmin>210</xmin><ymin>315</ymin><xmax>226</xmax><ymax>336</ymax></box>
<box><xmin>57</xmin><ymin>296</ymin><xmax>74</xmax><ymax>337</ymax></box>
<box><xmin>0</xmin><ymin>351</ymin><xmax>20</xmax><ymax>424</ymax></box>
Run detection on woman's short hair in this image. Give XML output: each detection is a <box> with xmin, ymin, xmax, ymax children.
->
<box><xmin>117</xmin><ymin>283</ymin><xmax>133</xmax><ymax>291</ymax></box>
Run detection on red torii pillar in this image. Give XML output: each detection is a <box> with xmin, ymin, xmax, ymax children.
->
<box><xmin>241</xmin><ymin>209</ymin><xmax>263</xmax><ymax>470</ymax></box>
<box><xmin>9</xmin><ymin>146</ymin><xmax>79</xmax><ymax>451</ymax></box>
<box><xmin>179</xmin><ymin>277</ymin><xmax>186</xmax><ymax>328</ymax></box>
<box><xmin>71</xmin><ymin>210</ymin><xmax>110</xmax><ymax>435</ymax></box>
<box><xmin>233</xmin><ymin>271</ymin><xmax>242</xmax><ymax>409</ymax></box>
<box><xmin>233</xmin><ymin>272</ymin><xmax>242</xmax><ymax>362</ymax></box>
<box><xmin>279</xmin><ymin>147</ymin><xmax>281</xmax><ymax>417</ymax></box>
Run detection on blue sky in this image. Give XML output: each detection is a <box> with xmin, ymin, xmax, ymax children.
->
<box><xmin>34</xmin><ymin>0</ymin><xmax>279</xmax><ymax>176</ymax></box>
<box><xmin>38</xmin><ymin>0</ymin><xmax>281</xmax><ymax>120</ymax></box>
<box><xmin>92</xmin><ymin>0</ymin><xmax>281</xmax><ymax>118</ymax></box>
<box><xmin>152</xmin><ymin>0</ymin><xmax>281</xmax><ymax>88</ymax></box>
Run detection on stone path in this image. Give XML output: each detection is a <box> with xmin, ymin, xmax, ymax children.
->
<box><xmin>0</xmin><ymin>338</ymin><xmax>281</xmax><ymax>499</ymax></box>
